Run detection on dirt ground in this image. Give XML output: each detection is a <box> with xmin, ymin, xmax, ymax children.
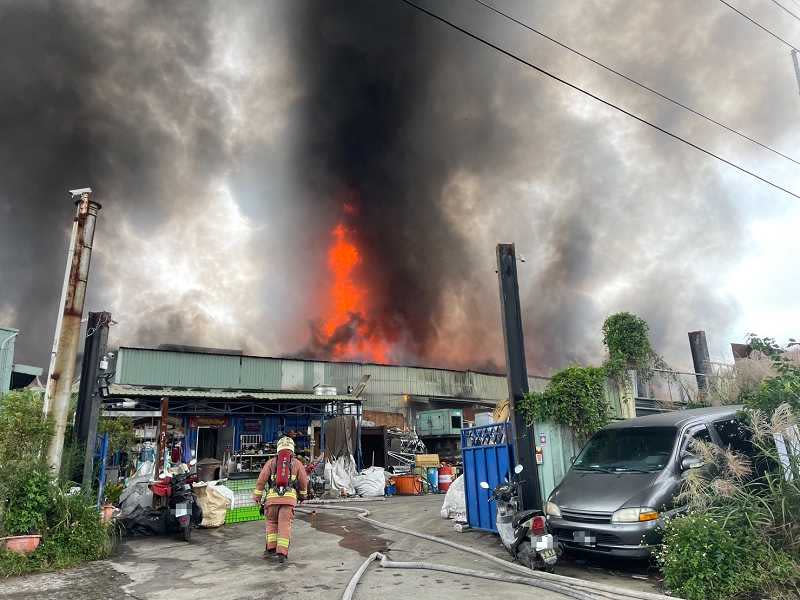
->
<box><xmin>0</xmin><ymin>495</ymin><xmax>664</xmax><ymax>600</ymax></box>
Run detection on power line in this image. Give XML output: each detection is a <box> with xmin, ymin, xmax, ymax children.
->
<box><xmin>716</xmin><ymin>0</ymin><xmax>800</xmax><ymax>52</ymax></box>
<box><xmin>471</xmin><ymin>0</ymin><xmax>800</xmax><ymax>166</ymax></box>
<box><xmin>396</xmin><ymin>0</ymin><xmax>800</xmax><ymax>201</ymax></box>
<box><xmin>770</xmin><ymin>0</ymin><xmax>800</xmax><ymax>24</ymax></box>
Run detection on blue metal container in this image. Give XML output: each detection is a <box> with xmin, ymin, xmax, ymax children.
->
<box><xmin>461</xmin><ymin>422</ymin><xmax>514</xmax><ymax>532</ymax></box>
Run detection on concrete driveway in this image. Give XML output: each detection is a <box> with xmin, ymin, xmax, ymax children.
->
<box><xmin>0</xmin><ymin>495</ymin><xmax>663</xmax><ymax>600</ymax></box>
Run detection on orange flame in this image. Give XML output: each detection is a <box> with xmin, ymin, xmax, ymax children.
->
<box><xmin>320</xmin><ymin>222</ymin><xmax>389</xmax><ymax>363</ymax></box>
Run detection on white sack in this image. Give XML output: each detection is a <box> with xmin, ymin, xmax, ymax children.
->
<box><xmin>325</xmin><ymin>455</ymin><xmax>357</xmax><ymax>496</ymax></box>
<box><xmin>440</xmin><ymin>474</ymin><xmax>466</xmax><ymax>520</ymax></box>
<box><xmin>211</xmin><ymin>483</ymin><xmax>235</xmax><ymax>508</ymax></box>
<box><xmin>353</xmin><ymin>466</ymin><xmax>385</xmax><ymax>497</ymax></box>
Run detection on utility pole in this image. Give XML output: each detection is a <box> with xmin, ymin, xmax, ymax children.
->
<box><xmin>45</xmin><ymin>189</ymin><xmax>102</xmax><ymax>474</ymax></box>
<box><xmin>688</xmin><ymin>330</ymin><xmax>713</xmax><ymax>402</ymax></box>
<box><xmin>496</xmin><ymin>243</ymin><xmax>542</xmax><ymax>511</ymax></box>
<box><xmin>76</xmin><ymin>311</ymin><xmax>111</xmax><ymax>492</ymax></box>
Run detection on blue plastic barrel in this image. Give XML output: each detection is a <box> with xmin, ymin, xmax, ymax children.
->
<box><xmin>427</xmin><ymin>467</ymin><xmax>439</xmax><ymax>493</ymax></box>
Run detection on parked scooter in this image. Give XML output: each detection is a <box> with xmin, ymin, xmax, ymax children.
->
<box><xmin>151</xmin><ymin>458</ymin><xmax>203</xmax><ymax>542</ymax></box>
<box><xmin>480</xmin><ymin>464</ymin><xmax>557</xmax><ymax>571</ymax></box>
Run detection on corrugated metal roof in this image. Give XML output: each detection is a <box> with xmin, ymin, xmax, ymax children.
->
<box><xmin>108</xmin><ymin>384</ymin><xmax>356</xmax><ymax>402</ymax></box>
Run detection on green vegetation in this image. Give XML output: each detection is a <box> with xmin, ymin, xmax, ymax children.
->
<box><xmin>0</xmin><ymin>390</ymin><xmax>114</xmax><ymax>578</ymax></box>
<box><xmin>98</xmin><ymin>416</ymin><xmax>136</xmax><ymax>454</ymax></box>
<box><xmin>520</xmin><ymin>366</ymin><xmax>609</xmax><ymax>439</ymax></box>
<box><xmin>658</xmin><ymin>336</ymin><xmax>800</xmax><ymax>599</ymax></box>
<box><xmin>601</xmin><ymin>312</ymin><xmax>656</xmax><ymax>380</ymax></box>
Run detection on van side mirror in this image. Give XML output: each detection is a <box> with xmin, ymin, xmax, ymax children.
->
<box><xmin>681</xmin><ymin>455</ymin><xmax>704</xmax><ymax>471</ymax></box>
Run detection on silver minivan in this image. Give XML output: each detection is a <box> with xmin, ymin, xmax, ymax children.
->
<box><xmin>545</xmin><ymin>406</ymin><xmax>750</xmax><ymax>558</ymax></box>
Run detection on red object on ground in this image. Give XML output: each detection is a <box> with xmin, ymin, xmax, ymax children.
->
<box><xmin>438</xmin><ymin>465</ymin><xmax>454</xmax><ymax>492</ymax></box>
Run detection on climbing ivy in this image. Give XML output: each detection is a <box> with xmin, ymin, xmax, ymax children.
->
<box><xmin>602</xmin><ymin>312</ymin><xmax>655</xmax><ymax>380</ymax></box>
<box><xmin>520</xmin><ymin>366</ymin><xmax>610</xmax><ymax>440</ymax></box>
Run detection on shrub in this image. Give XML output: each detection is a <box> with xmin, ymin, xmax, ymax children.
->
<box><xmin>658</xmin><ymin>513</ymin><xmax>796</xmax><ymax>600</ymax></box>
<box><xmin>0</xmin><ymin>390</ymin><xmax>113</xmax><ymax>577</ymax></box>
<box><xmin>520</xmin><ymin>366</ymin><xmax>610</xmax><ymax>439</ymax></box>
<box><xmin>602</xmin><ymin>312</ymin><xmax>654</xmax><ymax>379</ymax></box>
<box><xmin>0</xmin><ymin>480</ymin><xmax>113</xmax><ymax>577</ymax></box>
<box><xmin>1</xmin><ymin>467</ymin><xmax>51</xmax><ymax>536</ymax></box>
<box><xmin>660</xmin><ymin>405</ymin><xmax>800</xmax><ymax>599</ymax></box>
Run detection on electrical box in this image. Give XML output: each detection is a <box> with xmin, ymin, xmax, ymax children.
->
<box><xmin>415</xmin><ymin>409</ymin><xmax>463</xmax><ymax>437</ymax></box>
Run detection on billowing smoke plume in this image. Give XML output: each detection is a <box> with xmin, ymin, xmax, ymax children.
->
<box><xmin>2</xmin><ymin>1</ymin><xmax>795</xmax><ymax>374</ymax></box>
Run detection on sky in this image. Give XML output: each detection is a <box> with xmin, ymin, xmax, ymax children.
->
<box><xmin>0</xmin><ymin>0</ymin><xmax>798</xmax><ymax>376</ymax></box>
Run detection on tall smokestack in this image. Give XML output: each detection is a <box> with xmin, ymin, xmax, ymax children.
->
<box><xmin>45</xmin><ymin>189</ymin><xmax>101</xmax><ymax>473</ymax></box>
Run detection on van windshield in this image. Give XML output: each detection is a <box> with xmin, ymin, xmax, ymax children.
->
<box><xmin>573</xmin><ymin>426</ymin><xmax>677</xmax><ymax>473</ymax></box>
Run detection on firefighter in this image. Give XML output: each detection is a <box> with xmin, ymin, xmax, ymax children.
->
<box><xmin>252</xmin><ymin>436</ymin><xmax>309</xmax><ymax>563</ymax></box>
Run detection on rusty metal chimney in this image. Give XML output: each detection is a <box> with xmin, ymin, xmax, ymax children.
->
<box><xmin>45</xmin><ymin>189</ymin><xmax>102</xmax><ymax>473</ymax></box>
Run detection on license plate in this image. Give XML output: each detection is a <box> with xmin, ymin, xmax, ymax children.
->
<box><xmin>540</xmin><ymin>548</ymin><xmax>558</xmax><ymax>564</ymax></box>
<box><xmin>573</xmin><ymin>530</ymin><xmax>596</xmax><ymax>546</ymax></box>
<box><xmin>175</xmin><ymin>503</ymin><xmax>188</xmax><ymax>518</ymax></box>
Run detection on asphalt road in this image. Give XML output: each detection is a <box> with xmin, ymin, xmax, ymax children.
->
<box><xmin>0</xmin><ymin>495</ymin><xmax>663</xmax><ymax>600</ymax></box>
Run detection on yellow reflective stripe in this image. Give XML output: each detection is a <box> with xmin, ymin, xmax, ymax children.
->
<box><xmin>277</xmin><ymin>537</ymin><xmax>290</xmax><ymax>547</ymax></box>
<box><xmin>267</xmin><ymin>534</ymin><xmax>278</xmax><ymax>542</ymax></box>
<box><xmin>299</xmin><ymin>490</ymin><xmax>308</xmax><ymax>496</ymax></box>
<box><xmin>267</xmin><ymin>489</ymin><xmax>297</xmax><ymax>499</ymax></box>
<box><xmin>254</xmin><ymin>489</ymin><xmax>264</xmax><ymax>497</ymax></box>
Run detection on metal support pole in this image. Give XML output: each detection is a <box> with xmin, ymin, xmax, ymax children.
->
<box><xmin>155</xmin><ymin>397</ymin><xmax>169</xmax><ymax>476</ymax></box>
<box><xmin>78</xmin><ymin>312</ymin><xmax>111</xmax><ymax>491</ymax></box>
<box><xmin>45</xmin><ymin>189</ymin><xmax>102</xmax><ymax>473</ymax></box>
<box><xmin>496</xmin><ymin>243</ymin><xmax>542</xmax><ymax>511</ymax></box>
<box><xmin>96</xmin><ymin>432</ymin><xmax>109</xmax><ymax>509</ymax></box>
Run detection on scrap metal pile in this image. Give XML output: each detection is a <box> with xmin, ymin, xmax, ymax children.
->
<box><xmin>386</xmin><ymin>427</ymin><xmax>426</xmax><ymax>472</ymax></box>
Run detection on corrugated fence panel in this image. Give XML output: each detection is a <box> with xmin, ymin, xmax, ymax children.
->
<box><xmin>461</xmin><ymin>423</ymin><xmax>513</xmax><ymax>532</ymax></box>
<box><xmin>0</xmin><ymin>328</ymin><xmax>17</xmax><ymax>395</ymax></box>
<box><xmin>534</xmin><ymin>421</ymin><xmax>583</xmax><ymax>502</ymax></box>
<box><xmin>240</xmin><ymin>356</ymin><xmax>281</xmax><ymax>389</ymax></box>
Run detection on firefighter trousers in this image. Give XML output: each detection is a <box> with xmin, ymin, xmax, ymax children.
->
<box><xmin>265</xmin><ymin>504</ymin><xmax>295</xmax><ymax>556</ymax></box>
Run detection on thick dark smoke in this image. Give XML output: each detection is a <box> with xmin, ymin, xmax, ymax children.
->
<box><xmin>2</xmin><ymin>1</ymin><xmax>793</xmax><ymax>375</ymax></box>
<box><xmin>0</xmin><ymin>0</ymin><xmax>228</xmax><ymax>367</ymax></box>
<box><xmin>288</xmin><ymin>1</ymin><xmax>521</xmax><ymax>364</ymax></box>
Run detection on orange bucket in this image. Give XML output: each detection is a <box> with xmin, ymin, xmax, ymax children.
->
<box><xmin>394</xmin><ymin>474</ymin><xmax>422</xmax><ymax>495</ymax></box>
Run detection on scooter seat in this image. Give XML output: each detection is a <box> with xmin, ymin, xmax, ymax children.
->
<box><xmin>512</xmin><ymin>509</ymin><xmax>541</xmax><ymax>529</ymax></box>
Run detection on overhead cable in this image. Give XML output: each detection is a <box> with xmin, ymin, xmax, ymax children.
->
<box><xmin>717</xmin><ymin>0</ymin><xmax>800</xmax><ymax>52</ymax></box>
<box><xmin>769</xmin><ymin>0</ymin><xmax>800</xmax><ymax>24</ymax></box>
<box><xmin>471</xmin><ymin>0</ymin><xmax>800</xmax><ymax>166</ymax></box>
<box><xmin>397</xmin><ymin>0</ymin><xmax>800</xmax><ymax>201</ymax></box>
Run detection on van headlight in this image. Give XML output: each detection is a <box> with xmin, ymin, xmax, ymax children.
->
<box><xmin>545</xmin><ymin>501</ymin><xmax>561</xmax><ymax>518</ymax></box>
<box><xmin>611</xmin><ymin>507</ymin><xmax>659</xmax><ymax>523</ymax></box>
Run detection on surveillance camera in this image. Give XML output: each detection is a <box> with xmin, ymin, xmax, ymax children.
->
<box><xmin>69</xmin><ymin>187</ymin><xmax>92</xmax><ymax>196</ymax></box>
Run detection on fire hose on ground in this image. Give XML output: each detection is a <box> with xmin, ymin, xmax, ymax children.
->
<box><xmin>298</xmin><ymin>499</ymin><xmax>679</xmax><ymax>600</ymax></box>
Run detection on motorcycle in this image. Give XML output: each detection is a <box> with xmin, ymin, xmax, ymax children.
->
<box><xmin>480</xmin><ymin>464</ymin><xmax>557</xmax><ymax>571</ymax></box>
<box><xmin>150</xmin><ymin>458</ymin><xmax>203</xmax><ymax>542</ymax></box>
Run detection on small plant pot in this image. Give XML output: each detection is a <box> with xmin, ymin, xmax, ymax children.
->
<box><xmin>1</xmin><ymin>535</ymin><xmax>42</xmax><ymax>555</ymax></box>
<box><xmin>100</xmin><ymin>504</ymin><xmax>114</xmax><ymax>523</ymax></box>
